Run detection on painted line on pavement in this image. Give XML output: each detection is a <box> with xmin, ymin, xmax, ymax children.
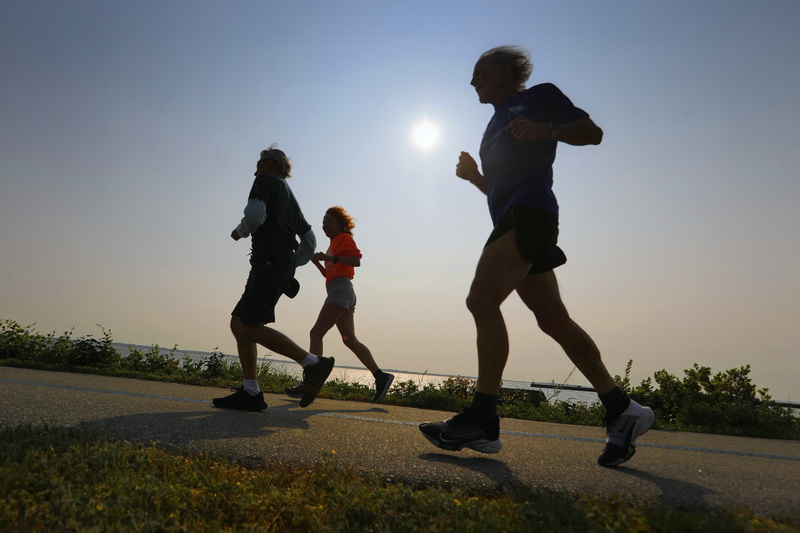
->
<box><xmin>1</xmin><ymin>378</ymin><xmax>210</xmax><ymax>404</ymax></box>
<box><xmin>5</xmin><ymin>378</ymin><xmax>799</xmax><ymax>462</ymax></box>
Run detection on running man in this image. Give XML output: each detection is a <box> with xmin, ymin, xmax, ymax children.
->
<box><xmin>419</xmin><ymin>47</ymin><xmax>654</xmax><ymax>466</ymax></box>
<box><xmin>285</xmin><ymin>207</ymin><xmax>395</xmax><ymax>403</ymax></box>
<box><xmin>213</xmin><ymin>146</ymin><xmax>334</xmax><ymax>411</ymax></box>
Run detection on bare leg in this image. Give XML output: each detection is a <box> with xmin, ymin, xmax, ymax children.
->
<box><xmin>466</xmin><ymin>228</ymin><xmax>533</xmax><ymax>395</ymax></box>
<box><xmin>336</xmin><ymin>309</ymin><xmax>379</xmax><ymax>374</ymax></box>
<box><xmin>230</xmin><ymin>316</ymin><xmax>308</xmax><ymax>380</ymax></box>
<box><xmin>515</xmin><ymin>271</ymin><xmax>616</xmax><ymax>394</ymax></box>
<box><xmin>309</xmin><ymin>302</ymin><xmax>349</xmax><ymax>356</ymax></box>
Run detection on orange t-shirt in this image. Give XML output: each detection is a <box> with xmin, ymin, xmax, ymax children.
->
<box><xmin>325</xmin><ymin>233</ymin><xmax>362</xmax><ymax>284</ymax></box>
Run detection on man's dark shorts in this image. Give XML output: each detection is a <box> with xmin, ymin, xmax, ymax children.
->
<box><xmin>486</xmin><ymin>205</ymin><xmax>567</xmax><ymax>275</ymax></box>
<box><xmin>232</xmin><ymin>242</ymin><xmax>296</xmax><ymax>325</ymax></box>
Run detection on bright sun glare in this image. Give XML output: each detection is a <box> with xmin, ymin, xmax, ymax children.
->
<box><xmin>411</xmin><ymin>120</ymin><xmax>440</xmax><ymax>150</ymax></box>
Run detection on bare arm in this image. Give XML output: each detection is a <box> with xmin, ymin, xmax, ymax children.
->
<box><xmin>456</xmin><ymin>151</ymin><xmax>488</xmax><ymax>195</ymax></box>
<box><xmin>508</xmin><ymin>115</ymin><xmax>603</xmax><ymax>146</ymax></box>
<box><xmin>312</xmin><ymin>252</ymin><xmax>361</xmax><ymax>267</ymax></box>
<box><xmin>311</xmin><ymin>256</ymin><xmax>326</xmax><ymax>277</ymax></box>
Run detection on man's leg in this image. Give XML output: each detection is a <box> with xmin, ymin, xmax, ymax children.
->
<box><xmin>233</xmin><ymin>329</ymin><xmax>259</xmax><ymax>381</ymax></box>
<box><xmin>233</xmin><ymin>316</ymin><xmax>335</xmax><ymax>407</ymax></box>
<box><xmin>516</xmin><ymin>271</ymin><xmax>655</xmax><ymax>466</ymax></box>
<box><xmin>231</xmin><ymin>316</ymin><xmax>308</xmax><ymax>365</ymax></box>
<box><xmin>515</xmin><ymin>271</ymin><xmax>616</xmax><ymax>394</ymax></box>
<box><xmin>217</xmin><ymin>317</ymin><xmax>334</xmax><ymax>410</ymax></box>
<box><xmin>211</xmin><ymin>316</ymin><xmax>277</xmax><ymax>411</ymax></box>
<box><xmin>285</xmin><ymin>302</ymin><xmax>348</xmax><ymax>399</ymax></box>
<box><xmin>466</xmin><ymin>228</ymin><xmax>534</xmax><ymax>395</ymax></box>
<box><xmin>419</xmin><ymin>228</ymin><xmax>531</xmax><ymax>453</ymax></box>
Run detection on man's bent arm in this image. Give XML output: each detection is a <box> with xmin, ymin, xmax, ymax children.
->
<box><xmin>234</xmin><ymin>198</ymin><xmax>267</xmax><ymax>239</ymax></box>
<box><xmin>456</xmin><ymin>151</ymin><xmax>489</xmax><ymax>195</ymax></box>
<box><xmin>295</xmin><ymin>229</ymin><xmax>316</xmax><ymax>266</ymax></box>
<box><xmin>554</xmin><ymin>117</ymin><xmax>603</xmax><ymax>146</ymax></box>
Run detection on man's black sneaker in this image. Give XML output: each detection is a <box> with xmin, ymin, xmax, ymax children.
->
<box><xmin>212</xmin><ymin>387</ymin><xmax>268</xmax><ymax>412</ymax></box>
<box><xmin>372</xmin><ymin>372</ymin><xmax>395</xmax><ymax>403</ymax></box>
<box><xmin>299</xmin><ymin>357</ymin><xmax>335</xmax><ymax>407</ymax></box>
<box><xmin>284</xmin><ymin>383</ymin><xmax>306</xmax><ymax>399</ymax></box>
<box><xmin>419</xmin><ymin>410</ymin><xmax>502</xmax><ymax>454</ymax></box>
<box><xmin>597</xmin><ymin>400</ymin><xmax>655</xmax><ymax>467</ymax></box>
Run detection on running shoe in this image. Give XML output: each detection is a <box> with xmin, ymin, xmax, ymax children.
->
<box><xmin>372</xmin><ymin>372</ymin><xmax>395</xmax><ymax>403</ymax></box>
<box><xmin>299</xmin><ymin>356</ymin><xmax>335</xmax><ymax>407</ymax></box>
<box><xmin>284</xmin><ymin>383</ymin><xmax>306</xmax><ymax>399</ymax></box>
<box><xmin>597</xmin><ymin>400</ymin><xmax>655</xmax><ymax>467</ymax></box>
<box><xmin>419</xmin><ymin>410</ymin><xmax>502</xmax><ymax>454</ymax></box>
<box><xmin>212</xmin><ymin>387</ymin><xmax>268</xmax><ymax>412</ymax></box>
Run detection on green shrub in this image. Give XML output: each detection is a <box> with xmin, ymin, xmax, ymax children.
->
<box><xmin>204</xmin><ymin>348</ymin><xmax>227</xmax><ymax>377</ymax></box>
<box><xmin>121</xmin><ymin>344</ymin><xmax>181</xmax><ymax>375</ymax></box>
<box><xmin>618</xmin><ymin>361</ymin><xmax>800</xmax><ymax>439</ymax></box>
<box><xmin>68</xmin><ymin>327</ymin><xmax>121</xmax><ymax>369</ymax></box>
<box><xmin>0</xmin><ymin>320</ymin><xmax>71</xmax><ymax>364</ymax></box>
<box><xmin>323</xmin><ymin>377</ymin><xmax>373</xmax><ymax>402</ymax></box>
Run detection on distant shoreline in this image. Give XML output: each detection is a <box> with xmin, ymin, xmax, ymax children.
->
<box><xmin>111</xmin><ymin>342</ymin><xmax>599</xmax><ymax>401</ymax></box>
<box><xmin>112</xmin><ymin>343</ymin><xmax>800</xmax><ymax>410</ymax></box>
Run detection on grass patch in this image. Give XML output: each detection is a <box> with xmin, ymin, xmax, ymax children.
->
<box><xmin>1</xmin><ymin>425</ymin><xmax>796</xmax><ymax>532</ymax></box>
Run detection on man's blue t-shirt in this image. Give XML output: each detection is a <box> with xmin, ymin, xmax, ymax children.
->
<box><xmin>479</xmin><ymin>83</ymin><xmax>588</xmax><ymax>224</ymax></box>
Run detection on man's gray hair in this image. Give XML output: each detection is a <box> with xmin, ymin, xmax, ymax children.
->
<box><xmin>259</xmin><ymin>144</ymin><xmax>292</xmax><ymax>178</ymax></box>
<box><xmin>480</xmin><ymin>46</ymin><xmax>533</xmax><ymax>90</ymax></box>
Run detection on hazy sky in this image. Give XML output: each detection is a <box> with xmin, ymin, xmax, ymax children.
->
<box><xmin>2</xmin><ymin>1</ymin><xmax>798</xmax><ymax>401</ymax></box>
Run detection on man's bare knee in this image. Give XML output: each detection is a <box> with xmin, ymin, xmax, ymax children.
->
<box><xmin>536</xmin><ymin>312</ymin><xmax>572</xmax><ymax>339</ymax></box>
<box><xmin>232</xmin><ymin>319</ymin><xmax>261</xmax><ymax>343</ymax></box>
<box><xmin>466</xmin><ymin>285</ymin><xmax>503</xmax><ymax>317</ymax></box>
<box><xmin>230</xmin><ymin>316</ymin><xmax>243</xmax><ymax>336</ymax></box>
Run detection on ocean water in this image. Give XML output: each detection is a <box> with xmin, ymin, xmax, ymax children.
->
<box><xmin>263</xmin><ymin>357</ymin><xmax>599</xmax><ymax>405</ymax></box>
<box><xmin>113</xmin><ymin>343</ymin><xmax>599</xmax><ymax>405</ymax></box>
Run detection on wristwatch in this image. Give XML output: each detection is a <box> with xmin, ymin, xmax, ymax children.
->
<box><xmin>548</xmin><ymin>122</ymin><xmax>560</xmax><ymax>141</ymax></box>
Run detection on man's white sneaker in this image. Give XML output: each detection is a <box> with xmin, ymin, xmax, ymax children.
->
<box><xmin>597</xmin><ymin>400</ymin><xmax>655</xmax><ymax>467</ymax></box>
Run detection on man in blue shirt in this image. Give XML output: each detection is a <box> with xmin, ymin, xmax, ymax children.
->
<box><xmin>419</xmin><ymin>47</ymin><xmax>654</xmax><ymax>467</ymax></box>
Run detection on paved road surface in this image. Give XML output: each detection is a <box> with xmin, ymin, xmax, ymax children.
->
<box><xmin>2</xmin><ymin>367</ymin><xmax>799</xmax><ymax>519</ymax></box>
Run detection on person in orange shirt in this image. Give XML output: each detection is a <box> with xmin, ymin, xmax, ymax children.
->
<box><xmin>284</xmin><ymin>206</ymin><xmax>394</xmax><ymax>403</ymax></box>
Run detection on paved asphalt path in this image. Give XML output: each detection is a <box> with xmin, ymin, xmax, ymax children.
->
<box><xmin>2</xmin><ymin>367</ymin><xmax>799</xmax><ymax>519</ymax></box>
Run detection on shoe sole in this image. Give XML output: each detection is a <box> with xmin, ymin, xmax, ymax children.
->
<box><xmin>284</xmin><ymin>386</ymin><xmax>305</xmax><ymax>399</ymax></box>
<box><xmin>419</xmin><ymin>423</ymin><xmax>503</xmax><ymax>454</ymax></box>
<box><xmin>599</xmin><ymin>407</ymin><xmax>655</xmax><ymax>467</ymax></box>
<box><xmin>212</xmin><ymin>400</ymin><xmax>268</xmax><ymax>412</ymax></box>
<box><xmin>300</xmin><ymin>358</ymin><xmax>335</xmax><ymax>408</ymax></box>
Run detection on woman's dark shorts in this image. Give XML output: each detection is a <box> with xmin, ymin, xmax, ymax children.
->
<box><xmin>486</xmin><ymin>205</ymin><xmax>567</xmax><ymax>275</ymax></box>
<box><xmin>232</xmin><ymin>243</ymin><xmax>296</xmax><ymax>325</ymax></box>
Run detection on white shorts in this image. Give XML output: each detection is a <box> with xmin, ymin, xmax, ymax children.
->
<box><xmin>325</xmin><ymin>276</ymin><xmax>357</xmax><ymax>310</ymax></box>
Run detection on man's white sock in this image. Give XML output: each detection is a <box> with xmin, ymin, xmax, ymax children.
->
<box><xmin>300</xmin><ymin>354</ymin><xmax>320</xmax><ymax>368</ymax></box>
<box><xmin>243</xmin><ymin>379</ymin><xmax>260</xmax><ymax>395</ymax></box>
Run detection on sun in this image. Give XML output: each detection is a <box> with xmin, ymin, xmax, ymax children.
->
<box><xmin>411</xmin><ymin>120</ymin><xmax>440</xmax><ymax>150</ymax></box>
